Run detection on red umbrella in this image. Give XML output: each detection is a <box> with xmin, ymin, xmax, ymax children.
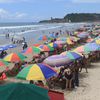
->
<box><xmin>33</xmin><ymin>44</ymin><xmax>41</xmax><ymax>47</ymax></box>
<box><xmin>39</xmin><ymin>45</ymin><xmax>54</xmax><ymax>52</ymax></box>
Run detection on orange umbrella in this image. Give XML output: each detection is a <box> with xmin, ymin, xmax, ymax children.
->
<box><xmin>33</xmin><ymin>44</ymin><xmax>41</xmax><ymax>47</ymax></box>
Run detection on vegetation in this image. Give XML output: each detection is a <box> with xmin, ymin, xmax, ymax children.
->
<box><xmin>39</xmin><ymin>13</ymin><xmax>100</xmax><ymax>23</ymax></box>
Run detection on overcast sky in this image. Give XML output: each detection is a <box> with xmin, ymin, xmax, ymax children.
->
<box><xmin>0</xmin><ymin>0</ymin><xmax>100</xmax><ymax>22</ymax></box>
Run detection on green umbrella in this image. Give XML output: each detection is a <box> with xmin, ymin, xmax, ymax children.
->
<box><xmin>73</xmin><ymin>45</ymin><xmax>90</xmax><ymax>54</ymax></box>
<box><xmin>24</xmin><ymin>46</ymin><xmax>42</xmax><ymax>54</ymax></box>
<box><xmin>4</xmin><ymin>53</ymin><xmax>27</xmax><ymax>62</ymax></box>
<box><xmin>0</xmin><ymin>59</ymin><xmax>9</xmax><ymax>66</ymax></box>
<box><xmin>0</xmin><ymin>83</ymin><xmax>49</xmax><ymax>100</ymax></box>
<box><xmin>39</xmin><ymin>45</ymin><xmax>54</xmax><ymax>52</ymax></box>
<box><xmin>61</xmin><ymin>51</ymin><xmax>83</xmax><ymax>60</ymax></box>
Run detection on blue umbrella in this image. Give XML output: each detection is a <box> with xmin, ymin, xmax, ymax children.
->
<box><xmin>77</xmin><ymin>32</ymin><xmax>89</xmax><ymax>38</ymax></box>
<box><xmin>6</xmin><ymin>44</ymin><xmax>17</xmax><ymax>49</ymax></box>
<box><xmin>61</xmin><ymin>51</ymin><xmax>83</xmax><ymax>60</ymax></box>
<box><xmin>0</xmin><ymin>46</ymin><xmax>8</xmax><ymax>51</ymax></box>
<box><xmin>21</xmin><ymin>49</ymin><xmax>26</xmax><ymax>53</ymax></box>
<box><xmin>85</xmin><ymin>43</ymin><xmax>100</xmax><ymax>52</ymax></box>
<box><xmin>49</xmin><ymin>34</ymin><xmax>56</xmax><ymax>38</ymax></box>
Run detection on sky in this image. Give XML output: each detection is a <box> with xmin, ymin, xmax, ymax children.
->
<box><xmin>0</xmin><ymin>0</ymin><xmax>100</xmax><ymax>22</ymax></box>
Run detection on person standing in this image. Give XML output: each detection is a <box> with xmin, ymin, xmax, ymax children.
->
<box><xmin>74</xmin><ymin>61</ymin><xmax>79</xmax><ymax>87</ymax></box>
<box><xmin>23</xmin><ymin>42</ymin><xmax>28</xmax><ymax>50</ymax></box>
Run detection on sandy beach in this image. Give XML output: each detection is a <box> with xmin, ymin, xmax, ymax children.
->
<box><xmin>0</xmin><ymin>22</ymin><xmax>99</xmax><ymax>100</ymax></box>
<box><xmin>64</xmin><ymin>61</ymin><xmax>100</xmax><ymax>100</ymax></box>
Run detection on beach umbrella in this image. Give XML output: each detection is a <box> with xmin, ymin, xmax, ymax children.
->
<box><xmin>17</xmin><ymin>63</ymin><xmax>57</xmax><ymax>80</ymax></box>
<box><xmin>49</xmin><ymin>34</ymin><xmax>56</xmax><ymax>38</ymax></box>
<box><xmin>70</xmin><ymin>36</ymin><xmax>80</xmax><ymax>42</ymax></box>
<box><xmin>55</xmin><ymin>41</ymin><xmax>66</xmax><ymax>45</ymax></box>
<box><xmin>4</xmin><ymin>53</ymin><xmax>27</xmax><ymax>62</ymax></box>
<box><xmin>48</xmin><ymin>42</ymin><xmax>60</xmax><ymax>48</ymax></box>
<box><xmin>43</xmin><ymin>55</ymin><xmax>72</xmax><ymax>67</ymax></box>
<box><xmin>66</xmin><ymin>38</ymin><xmax>74</xmax><ymax>45</ymax></box>
<box><xmin>0</xmin><ymin>83</ymin><xmax>49</xmax><ymax>100</ymax></box>
<box><xmin>86</xmin><ymin>38</ymin><xmax>94</xmax><ymax>43</ymax></box>
<box><xmin>85</xmin><ymin>43</ymin><xmax>100</xmax><ymax>52</ymax></box>
<box><xmin>33</xmin><ymin>44</ymin><xmax>41</xmax><ymax>47</ymax></box>
<box><xmin>57</xmin><ymin>37</ymin><xmax>67</xmax><ymax>41</ymax></box>
<box><xmin>73</xmin><ymin>46</ymin><xmax>89</xmax><ymax>54</ymax></box>
<box><xmin>38</xmin><ymin>35</ymin><xmax>51</xmax><ymax>41</ymax></box>
<box><xmin>23</xmin><ymin>46</ymin><xmax>42</xmax><ymax>54</ymax></box>
<box><xmin>0</xmin><ymin>59</ymin><xmax>9</xmax><ymax>66</ymax></box>
<box><xmin>95</xmin><ymin>39</ymin><xmax>100</xmax><ymax>45</ymax></box>
<box><xmin>77</xmin><ymin>32</ymin><xmax>89</xmax><ymax>38</ymax></box>
<box><xmin>61</xmin><ymin>51</ymin><xmax>83</xmax><ymax>60</ymax></box>
<box><xmin>0</xmin><ymin>46</ymin><xmax>8</xmax><ymax>51</ymax></box>
<box><xmin>6</xmin><ymin>44</ymin><xmax>17</xmax><ymax>49</ymax></box>
<box><xmin>39</xmin><ymin>45</ymin><xmax>54</xmax><ymax>52</ymax></box>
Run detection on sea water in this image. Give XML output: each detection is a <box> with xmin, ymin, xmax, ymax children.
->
<box><xmin>0</xmin><ymin>22</ymin><xmax>86</xmax><ymax>46</ymax></box>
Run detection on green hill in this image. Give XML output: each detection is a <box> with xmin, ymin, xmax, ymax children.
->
<box><xmin>39</xmin><ymin>13</ymin><xmax>100</xmax><ymax>23</ymax></box>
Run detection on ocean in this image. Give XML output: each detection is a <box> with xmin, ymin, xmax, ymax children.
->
<box><xmin>0</xmin><ymin>22</ymin><xmax>86</xmax><ymax>46</ymax></box>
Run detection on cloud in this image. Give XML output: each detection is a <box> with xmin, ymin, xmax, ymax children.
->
<box><xmin>72</xmin><ymin>0</ymin><xmax>100</xmax><ymax>3</ymax></box>
<box><xmin>0</xmin><ymin>0</ymin><xmax>29</xmax><ymax>3</ymax></box>
<box><xmin>0</xmin><ymin>8</ymin><xmax>28</xmax><ymax>21</ymax></box>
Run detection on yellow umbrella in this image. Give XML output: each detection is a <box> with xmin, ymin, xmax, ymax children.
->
<box><xmin>96</xmin><ymin>39</ymin><xmax>100</xmax><ymax>44</ymax></box>
<box><xmin>66</xmin><ymin>38</ymin><xmax>74</xmax><ymax>45</ymax></box>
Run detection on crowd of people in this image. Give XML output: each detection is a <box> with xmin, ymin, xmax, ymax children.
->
<box><xmin>0</xmin><ymin>24</ymin><xmax>100</xmax><ymax>92</ymax></box>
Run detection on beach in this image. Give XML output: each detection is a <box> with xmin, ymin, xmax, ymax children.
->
<box><xmin>64</xmin><ymin>61</ymin><xmax>100</xmax><ymax>100</ymax></box>
<box><xmin>1</xmin><ymin>61</ymin><xmax>100</xmax><ymax>100</ymax></box>
<box><xmin>0</xmin><ymin>22</ymin><xmax>100</xmax><ymax>100</ymax></box>
<box><xmin>0</xmin><ymin>23</ymin><xmax>85</xmax><ymax>45</ymax></box>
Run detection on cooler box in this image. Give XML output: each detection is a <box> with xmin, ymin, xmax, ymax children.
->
<box><xmin>48</xmin><ymin>90</ymin><xmax>64</xmax><ymax>100</ymax></box>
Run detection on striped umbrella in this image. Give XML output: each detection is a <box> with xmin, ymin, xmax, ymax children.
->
<box><xmin>38</xmin><ymin>35</ymin><xmax>51</xmax><ymax>41</ymax></box>
<box><xmin>4</xmin><ymin>53</ymin><xmax>27</xmax><ymax>62</ymax></box>
<box><xmin>95</xmin><ymin>39</ymin><xmax>100</xmax><ymax>45</ymax></box>
<box><xmin>55</xmin><ymin>41</ymin><xmax>66</xmax><ymax>45</ymax></box>
<box><xmin>43</xmin><ymin>55</ymin><xmax>72</xmax><ymax>67</ymax></box>
<box><xmin>61</xmin><ymin>51</ymin><xmax>83</xmax><ymax>60</ymax></box>
<box><xmin>39</xmin><ymin>45</ymin><xmax>54</xmax><ymax>52</ymax></box>
<box><xmin>33</xmin><ymin>44</ymin><xmax>41</xmax><ymax>47</ymax></box>
<box><xmin>0</xmin><ymin>59</ymin><xmax>9</xmax><ymax>66</ymax></box>
<box><xmin>48</xmin><ymin>42</ymin><xmax>59</xmax><ymax>48</ymax></box>
<box><xmin>66</xmin><ymin>38</ymin><xmax>74</xmax><ymax>45</ymax></box>
<box><xmin>57</xmin><ymin>37</ymin><xmax>67</xmax><ymax>41</ymax></box>
<box><xmin>70</xmin><ymin>36</ymin><xmax>80</xmax><ymax>42</ymax></box>
<box><xmin>17</xmin><ymin>63</ymin><xmax>57</xmax><ymax>80</ymax></box>
<box><xmin>73</xmin><ymin>46</ymin><xmax>89</xmax><ymax>54</ymax></box>
<box><xmin>85</xmin><ymin>43</ymin><xmax>100</xmax><ymax>52</ymax></box>
<box><xmin>86</xmin><ymin>38</ymin><xmax>94</xmax><ymax>43</ymax></box>
<box><xmin>23</xmin><ymin>46</ymin><xmax>42</xmax><ymax>54</ymax></box>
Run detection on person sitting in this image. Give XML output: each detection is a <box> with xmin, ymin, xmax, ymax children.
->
<box><xmin>29</xmin><ymin>80</ymin><xmax>34</xmax><ymax>84</ymax></box>
<box><xmin>0</xmin><ymin>50</ymin><xmax>7</xmax><ymax>58</ymax></box>
<box><xmin>58</xmin><ymin>66</ymin><xmax>65</xmax><ymax>80</ymax></box>
<box><xmin>36</xmin><ymin>80</ymin><xmax>44</xmax><ymax>88</ymax></box>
